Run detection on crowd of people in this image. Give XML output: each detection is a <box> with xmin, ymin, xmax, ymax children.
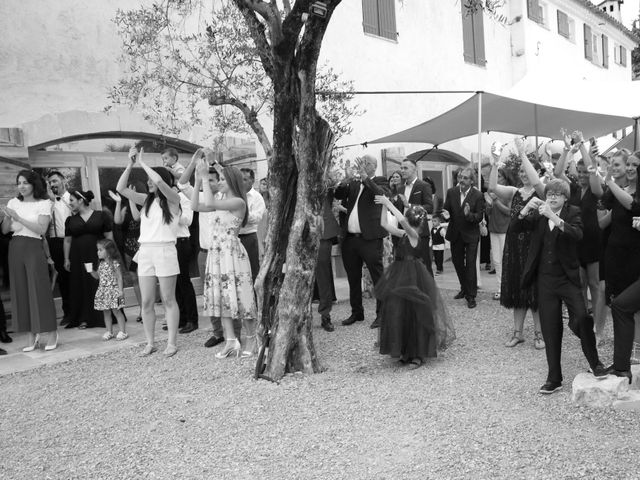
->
<box><xmin>0</xmin><ymin>133</ymin><xmax>638</xmax><ymax>392</ymax></box>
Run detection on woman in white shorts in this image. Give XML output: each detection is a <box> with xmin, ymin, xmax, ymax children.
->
<box><xmin>117</xmin><ymin>147</ymin><xmax>181</xmax><ymax>357</ymax></box>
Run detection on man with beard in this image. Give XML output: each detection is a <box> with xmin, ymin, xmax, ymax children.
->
<box><xmin>46</xmin><ymin>171</ymin><xmax>73</xmax><ymax>325</ymax></box>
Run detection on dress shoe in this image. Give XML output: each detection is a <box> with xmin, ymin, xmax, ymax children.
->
<box><xmin>60</xmin><ymin>317</ymin><xmax>72</xmax><ymax>327</ymax></box>
<box><xmin>466</xmin><ymin>297</ymin><xmax>477</xmax><ymax>309</ymax></box>
<box><xmin>370</xmin><ymin>317</ymin><xmax>380</xmax><ymax>329</ymax></box>
<box><xmin>539</xmin><ymin>381</ymin><xmax>562</xmax><ymax>394</ymax></box>
<box><xmin>320</xmin><ymin>316</ymin><xmax>335</xmax><ymax>332</ymax></box>
<box><xmin>591</xmin><ymin>363</ymin><xmax>608</xmax><ymax>378</ymax></box>
<box><xmin>179</xmin><ymin>323</ymin><xmax>197</xmax><ymax>334</ymax></box>
<box><xmin>341</xmin><ymin>315</ymin><xmax>364</xmax><ymax>326</ymax></box>
<box><xmin>604</xmin><ymin>365</ymin><xmax>633</xmax><ymax>384</ymax></box>
<box><xmin>0</xmin><ymin>330</ymin><xmax>12</xmax><ymax>343</ymax></box>
<box><xmin>453</xmin><ymin>291</ymin><xmax>465</xmax><ymax>300</ymax></box>
<box><xmin>64</xmin><ymin>323</ymin><xmax>78</xmax><ymax>329</ymax></box>
<box><xmin>488</xmin><ymin>269</ymin><xmax>496</xmax><ymax>275</ymax></box>
<box><xmin>204</xmin><ymin>335</ymin><xmax>224</xmax><ymax>348</ymax></box>
<box><xmin>0</xmin><ymin>347</ymin><xmax>6</xmax><ymax>355</ymax></box>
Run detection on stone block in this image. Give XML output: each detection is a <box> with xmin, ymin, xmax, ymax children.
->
<box><xmin>572</xmin><ymin>373</ymin><xmax>630</xmax><ymax>408</ymax></box>
<box><xmin>613</xmin><ymin>391</ymin><xmax>640</xmax><ymax>412</ymax></box>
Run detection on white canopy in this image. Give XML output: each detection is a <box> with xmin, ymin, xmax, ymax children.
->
<box><xmin>370</xmin><ymin>90</ymin><xmax>637</xmax><ymax>146</ymax></box>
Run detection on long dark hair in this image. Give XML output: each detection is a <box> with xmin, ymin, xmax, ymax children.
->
<box><xmin>388</xmin><ymin>170</ymin><xmax>402</xmax><ymax>195</ymax></box>
<box><xmin>16</xmin><ymin>169</ymin><xmax>48</xmax><ymax>201</ymax></box>
<box><xmin>143</xmin><ymin>167</ymin><xmax>175</xmax><ymax>225</ymax></box>
<box><xmin>223</xmin><ymin>166</ymin><xmax>248</xmax><ymax>227</ymax></box>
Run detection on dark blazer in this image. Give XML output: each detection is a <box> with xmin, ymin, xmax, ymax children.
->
<box><xmin>443</xmin><ymin>186</ymin><xmax>485</xmax><ymax>243</ymax></box>
<box><xmin>321</xmin><ymin>189</ymin><xmax>340</xmax><ymax>241</ymax></box>
<box><xmin>402</xmin><ymin>178</ymin><xmax>434</xmax><ymax>214</ymax></box>
<box><xmin>334</xmin><ymin>176</ymin><xmax>389</xmax><ymax>240</ymax></box>
<box><xmin>515</xmin><ymin>204</ymin><xmax>583</xmax><ymax>289</ymax></box>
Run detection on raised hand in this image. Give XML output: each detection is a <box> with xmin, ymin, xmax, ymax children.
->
<box><xmin>538</xmin><ymin>202</ymin><xmax>554</xmax><ymax>219</ymax></box>
<box><xmin>514</xmin><ymin>137</ymin><xmax>526</xmax><ymax>155</ymax></box>
<box><xmin>108</xmin><ymin>190</ymin><xmax>122</xmax><ymax>203</ymax></box>
<box><xmin>490</xmin><ymin>142</ymin><xmax>503</xmax><ymax>162</ymax></box>
<box><xmin>128</xmin><ymin>146</ymin><xmax>138</xmax><ymax>165</ymax></box>
<box><xmin>374</xmin><ymin>194</ymin><xmax>391</xmax><ymax>207</ymax></box>
<box><xmin>195</xmin><ymin>158</ymin><xmax>209</xmax><ymax>178</ymax></box>
<box><xmin>190</xmin><ymin>148</ymin><xmax>204</xmax><ymax>165</ymax></box>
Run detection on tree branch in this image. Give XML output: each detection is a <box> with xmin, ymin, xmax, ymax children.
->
<box><xmin>231</xmin><ymin>0</ymin><xmax>276</xmax><ymax>81</ymax></box>
<box><xmin>208</xmin><ymin>93</ymin><xmax>273</xmax><ymax>158</ymax></box>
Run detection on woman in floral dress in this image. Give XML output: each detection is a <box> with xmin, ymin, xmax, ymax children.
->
<box><xmin>191</xmin><ymin>151</ymin><xmax>256</xmax><ymax>359</ymax></box>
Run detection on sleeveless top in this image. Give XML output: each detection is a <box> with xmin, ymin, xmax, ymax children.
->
<box><xmin>138</xmin><ymin>199</ymin><xmax>178</xmax><ymax>244</ymax></box>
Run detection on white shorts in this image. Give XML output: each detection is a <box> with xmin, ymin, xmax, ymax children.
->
<box><xmin>134</xmin><ymin>243</ymin><xmax>179</xmax><ymax>278</ymax></box>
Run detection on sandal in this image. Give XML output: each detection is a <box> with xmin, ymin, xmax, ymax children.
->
<box><xmin>505</xmin><ymin>331</ymin><xmax>524</xmax><ymax>348</ymax></box>
<box><xmin>102</xmin><ymin>331</ymin><xmax>114</xmax><ymax>341</ymax></box>
<box><xmin>407</xmin><ymin>359</ymin><xmax>423</xmax><ymax>370</ymax></box>
<box><xmin>116</xmin><ymin>331</ymin><xmax>129</xmax><ymax>341</ymax></box>
<box><xmin>138</xmin><ymin>344</ymin><xmax>158</xmax><ymax>357</ymax></box>
<box><xmin>163</xmin><ymin>344</ymin><xmax>178</xmax><ymax>357</ymax></box>
<box><xmin>534</xmin><ymin>331</ymin><xmax>546</xmax><ymax>350</ymax></box>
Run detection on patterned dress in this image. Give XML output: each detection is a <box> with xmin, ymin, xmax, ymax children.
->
<box><xmin>500</xmin><ymin>189</ymin><xmax>539</xmax><ymax>310</ymax></box>
<box><xmin>203</xmin><ymin>210</ymin><xmax>257</xmax><ymax>321</ymax></box>
<box><xmin>94</xmin><ymin>260</ymin><xmax>125</xmax><ymax>311</ymax></box>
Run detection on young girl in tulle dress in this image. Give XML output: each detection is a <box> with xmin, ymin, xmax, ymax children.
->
<box><xmin>90</xmin><ymin>239</ymin><xmax>127</xmax><ymax>341</ymax></box>
<box><xmin>373</xmin><ymin>195</ymin><xmax>455</xmax><ymax>369</ymax></box>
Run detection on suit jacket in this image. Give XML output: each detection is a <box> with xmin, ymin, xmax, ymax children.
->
<box><xmin>402</xmin><ymin>178</ymin><xmax>434</xmax><ymax>214</ymax></box>
<box><xmin>515</xmin><ymin>204</ymin><xmax>583</xmax><ymax>289</ymax></box>
<box><xmin>442</xmin><ymin>186</ymin><xmax>485</xmax><ymax>243</ymax></box>
<box><xmin>321</xmin><ymin>189</ymin><xmax>340</xmax><ymax>241</ymax></box>
<box><xmin>334</xmin><ymin>175</ymin><xmax>388</xmax><ymax>240</ymax></box>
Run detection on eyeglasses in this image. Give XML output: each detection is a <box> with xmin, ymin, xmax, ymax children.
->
<box><xmin>546</xmin><ymin>192</ymin><xmax>565</xmax><ymax>199</ymax></box>
<box><xmin>459</xmin><ymin>175</ymin><xmax>471</xmax><ymax>180</ymax></box>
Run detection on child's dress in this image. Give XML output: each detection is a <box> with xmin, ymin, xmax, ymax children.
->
<box><xmin>375</xmin><ymin>235</ymin><xmax>455</xmax><ymax>361</ymax></box>
<box><xmin>94</xmin><ymin>260</ymin><xmax>125</xmax><ymax>311</ymax></box>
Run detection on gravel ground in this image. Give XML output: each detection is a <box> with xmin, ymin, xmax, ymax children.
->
<box><xmin>1</xmin><ymin>289</ymin><xmax>639</xmax><ymax>480</ymax></box>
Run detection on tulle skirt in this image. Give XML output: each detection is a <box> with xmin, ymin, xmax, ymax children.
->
<box><xmin>375</xmin><ymin>258</ymin><xmax>455</xmax><ymax>361</ymax></box>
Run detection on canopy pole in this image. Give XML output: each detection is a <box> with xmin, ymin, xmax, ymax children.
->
<box><xmin>634</xmin><ymin>118</ymin><xmax>639</xmax><ymax>151</ymax></box>
<box><xmin>534</xmin><ymin>104</ymin><xmax>539</xmax><ymax>161</ymax></box>
<box><xmin>476</xmin><ymin>93</ymin><xmax>483</xmax><ymax>289</ymax></box>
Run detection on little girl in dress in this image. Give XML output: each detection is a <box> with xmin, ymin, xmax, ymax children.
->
<box><xmin>90</xmin><ymin>239</ymin><xmax>127</xmax><ymax>341</ymax></box>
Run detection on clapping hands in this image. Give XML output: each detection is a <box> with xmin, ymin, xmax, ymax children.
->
<box><xmin>521</xmin><ymin>197</ymin><xmax>544</xmax><ymax>216</ymax></box>
<box><xmin>374</xmin><ymin>195</ymin><xmax>391</xmax><ymax>207</ymax></box>
<box><xmin>633</xmin><ymin>217</ymin><xmax>640</xmax><ymax>231</ymax></box>
<box><xmin>108</xmin><ymin>190</ymin><xmax>122</xmax><ymax>203</ymax></box>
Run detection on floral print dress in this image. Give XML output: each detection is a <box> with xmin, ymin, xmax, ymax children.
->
<box><xmin>94</xmin><ymin>260</ymin><xmax>125</xmax><ymax>311</ymax></box>
<box><xmin>203</xmin><ymin>210</ymin><xmax>257</xmax><ymax>321</ymax></box>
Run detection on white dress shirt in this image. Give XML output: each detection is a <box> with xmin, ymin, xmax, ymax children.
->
<box><xmin>49</xmin><ymin>191</ymin><xmax>72</xmax><ymax>238</ymax></box>
<box><xmin>175</xmin><ymin>191</ymin><xmax>194</xmax><ymax>238</ymax></box>
<box><xmin>238</xmin><ymin>188</ymin><xmax>266</xmax><ymax>235</ymax></box>
<box><xmin>347</xmin><ymin>183</ymin><xmax>364</xmax><ymax>234</ymax></box>
<box><xmin>403</xmin><ymin>177</ymin><xmax>416</xmax><ymax>201</ymax></box>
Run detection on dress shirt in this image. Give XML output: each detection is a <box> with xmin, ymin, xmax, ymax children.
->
<box><xmin>238</xmin><ymin>188</ymin><xmax>266</xmax><ymax>235</ymax></box>
<box><xmin>347</xmin><ymin>182</ymin><xmax>364</xmax><ymax>234</ymax></box>
<box><xmin>403</xmin><ymin>177</ymin><xmax>417</xmax><ymax>202</ymax></box>
<box><xmin>49</xmin><ymin>191</ymin><xmax>72</xmax><ymax>238</ymax></box>
<box><xmin>175</xmin><ymin>191</ymin><xmax>194</xmax><ymax>238</ymax></box>
<box><xmin>460</xmin><ymin>186</ymin><xmax>470</xmax><ymax>206</ymax></box>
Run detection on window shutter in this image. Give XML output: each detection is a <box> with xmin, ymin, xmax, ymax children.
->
<box><xmin>557</xmin><ymin>11</ymin><xmax>569</xmax><ymax>38</ymax></box>
<box><xmin>362</xmin><ymin>0</ymin><xmax>379</xmax><ymax>36</ymax></box>
<box><xmin>527</xmin><ymin>0</ymin><xmax>542</xmax><ymax>23</ymax></box>
<box><xmin>378</xmin><ymin>0</ymin><xmax>397</xmax><ymax>41</ymax></box>
<box><xmin>602</xmin><ymin>35</ymin><xmax>609</xmax><ymax>68</ymax></box>
<box><xmin>584</xmin><ymin>24</ymin><xmax>592</xmax><ymax>60</ymax></box>
<box><xmin>473</xmin><ymin>10</ymin><xmax>486</xmax><ymax>66</ymax></box>
<box><xmin>620</xmin><ymin>46</ymin><xmax>627</xmax><ymax>67</ymax></box>
<box><xmin>461</xmin><ymin>8</ymin><xmax>475</xmax><ymax>63</ymax></box>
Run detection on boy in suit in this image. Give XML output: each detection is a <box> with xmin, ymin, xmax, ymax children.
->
<box><xmin>515</xmin><ymin>179</ymin><xmax>606</xmax><ymax>394</ymax></box>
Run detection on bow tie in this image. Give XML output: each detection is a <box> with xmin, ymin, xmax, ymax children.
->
<box><xmin>55</xmin><ymin>197</ymin><xmax>61</xmax><ymax>201</ymax></box>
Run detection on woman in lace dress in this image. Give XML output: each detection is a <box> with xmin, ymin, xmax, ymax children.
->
<box><xmin>191</xmin><ymin>151</ymin><xmax>256</xmax><ymax>359</ymax></box>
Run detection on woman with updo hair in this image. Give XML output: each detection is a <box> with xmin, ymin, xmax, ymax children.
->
<box><xmin>64</xmin><ymin>189</ymin><xmax>114</xmax><ymax>329</ymax></box>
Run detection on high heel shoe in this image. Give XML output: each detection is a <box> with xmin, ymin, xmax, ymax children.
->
<box><xmin>45</xmin><ymin>331</ymin><xmax>59</xmax><ymax>351</ymax></box>
<box><xmin>215</xmin><ymin>339</ymin><xmax>241</xmax><ymax>359</ymax></box>
<box><xmin>241</xmin><ymin>335</ymin><xmax>257</xmax><ymax>358</ymax></box>
<box><xmin>23</xmin><ymin>334</ymin><xmax>40</xmax><ymax>352</ymax></box>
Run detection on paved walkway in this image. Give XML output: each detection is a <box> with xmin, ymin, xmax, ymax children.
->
<box><xmin>0</xmin><ymin>259</ymin><xmax>500</xmax><ymax>376</ymax></box>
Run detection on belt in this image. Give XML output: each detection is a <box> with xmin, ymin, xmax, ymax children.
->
<box><xmin>238</xmin><ymin>232</ymin><xmax>257</xmax><ymax>238</ymax></box>
<box><xmin>200</xmin><ymin>248</ymin><xmax>208</xmax><ymax>253</ymax></box>
<box><xmin>177</xmin><ymin>237</ymin><xmax>190</xmax><ymax>241</ymax></box>
<box><xmin>346</xmin><ymin>232</ymin><xmax>363</xmax><ymax>238</ymax></box>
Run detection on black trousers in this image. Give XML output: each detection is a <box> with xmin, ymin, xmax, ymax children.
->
<box><xmin>48</xmin><ymin>237</ymin><xmax>71</xmax><ymax>319</ymax></box>
<box><xmin>175</xmin><ymin>237</ymin><xmax>198</xmax><ymax>327</ymax></box>
<box><xmin>450</xmin><ymin>237</ymin><xmax>479</xmax><ymax>298</ymax></box>
<box><xmin>341</xmin><ymin>235</ymin><xmax>383</xmax><ymax>319</ymax></box>
<box><xmin>0</xmin><ymin>298</ymin><xmax>6</xmax><ymax>333</ymax></box>
<box><xmin>239</xmin><ymin>232</ymin><xmax>260</xmax><ymax>282</ymax></box>
<box><xmin>316</xmin><ymin>238</ymin><xmax>336</xmax><ymax>317</ymax></box>
<box><xmin>538</xmin><ymin>273</ymin><xmax>600</xmax><ymax>383</ymax></box>
<box><xmin>611</xmin><ymin>276</ymin><xmax>640</xmax><ymax>371</ymax></box>
<box><xmin>433</xmin><ymin>249</ymin><xmax>444</xmax><ymax>272</ymax></box>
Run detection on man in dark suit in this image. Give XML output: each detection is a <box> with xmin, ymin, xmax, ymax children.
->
<box><xmin>335</xmin><ymin>155</ymin><xmax>388</xmax><ymax>328</ymax></box>
<box><xmin>315</xmin><ymin>189</ymin><xmax>341</xmax><ymax>332</ymax></box>
<box><xmin>442</xmin><ymin>167</ymin><xmax>484</xmax><ymax>308</ymax></box>
<box><xmin>399</xmin><ymin>159</ymin><xmax>434</xmax><ymax>275</ymax></box>
<box><xmin>515</xmin><ymin>179</ymin><xmax>606</xmax><ymax>395</ymax></box>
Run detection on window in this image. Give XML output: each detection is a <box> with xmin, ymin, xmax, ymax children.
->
<box><xmin>556</xmin><ymin>10</ymin><xmax>574</xmax><ymax>41</ymax></box>
<box><xmin>362</xmin><ymin>0</ymin><xmax>397</xmax><ymax>41</ymax></box>
<box><xmin>584</xmin><ymin>24</ymin><xmax>592</xmax><ymax>60</ymax></box>
<box><xmin>602</xmin><ymin>35</ymin><xmax>609</xmax><ymax>68</ymax></box>
<box><xmin>461</xmin><ymin>6</ymin><xmax>486</xmax><ymax>66</ymax></box>
<box><xmin>527</xmin><ymin>0</ymin><xmax>546</xmax><ymax>25</ymax></box>
<box><xmin>614</xmin><ymin>44</ymin><xmax>627</xmax><ymax>66</ymax></box>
